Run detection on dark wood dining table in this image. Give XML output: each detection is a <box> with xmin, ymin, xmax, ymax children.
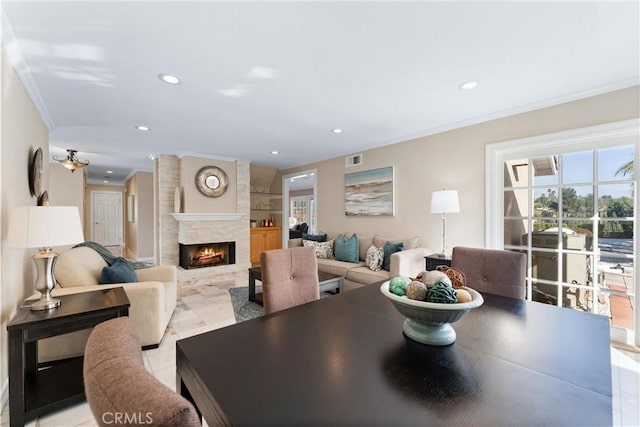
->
<box><xmin>176</xmin><ymin>282</ymin><xmax>612</xmax><ymax>426</ymax></box>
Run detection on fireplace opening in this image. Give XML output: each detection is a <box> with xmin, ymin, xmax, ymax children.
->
<box><xmin>179</xmin><ymin>241</ymin><xmax>236</xmax><ymax>270</ymax></box>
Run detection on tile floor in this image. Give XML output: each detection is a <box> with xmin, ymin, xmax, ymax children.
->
<box><xmin>1</xmin><ymin>282</ymin><xmax>639</xmax><ymax>426</ymax></box>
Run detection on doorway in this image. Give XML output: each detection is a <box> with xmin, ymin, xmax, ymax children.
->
<box><xmin>91</xmin><ymin>191</ymin><xmax>123</xmax><ymax>247</ymax></box>
<box><xmin>282</xmin><ymin>169</ymin><xmax>317</xmax><ymax>248</ymax></box>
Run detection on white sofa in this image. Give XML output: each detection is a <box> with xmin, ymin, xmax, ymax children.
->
<box><xmin>289</xmin><ymin>233</ymin><xmax>431</xmax><ymax>291</ymax></box>
<box><xmin>36</xmin><ymin>246</ymin><xmax>177</xmax><ymax>363</ymax></box>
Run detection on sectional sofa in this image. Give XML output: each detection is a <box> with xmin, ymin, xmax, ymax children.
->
<box><xmin>289</xmin><ymin>232</ymin><xmax>431</xmax><ymax>291</ymax></box>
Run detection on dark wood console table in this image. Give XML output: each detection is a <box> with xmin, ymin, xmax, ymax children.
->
<box><xmin>7</xmin><ymin>287</ymin><xmax>130</xmax><ymax>427</ymax></box>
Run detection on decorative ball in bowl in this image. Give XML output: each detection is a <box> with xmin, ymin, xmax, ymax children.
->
<box><xmin>380</xmin><ymin>280</ymin><xmax>484</xmax><ymax>346</ymax></box>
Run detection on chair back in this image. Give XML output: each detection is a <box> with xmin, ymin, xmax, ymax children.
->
<box><xmin>84</xmin><ymin>317</ymin><xmax>200</xmax><ymax>427</ymax></box>
<box><xmin>261</xmin><ymin>246</ymin><xmax>320</xmax><ymax>314</ymax></box>
<box><xmin>451</xmin><ymin>246</ymin><xmax>526</xmax><ymax>299</ymax></box>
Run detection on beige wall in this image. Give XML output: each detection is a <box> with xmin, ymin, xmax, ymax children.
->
<box><xmin>125</xmin><ymin>172</ymin><xmax>154</xmax><ymax>259</ymax></box>
<box><xmin>277</xmin><ymin>86</ymin><xmax>640</xmax><ymax>254</ymax></box>
<box><xmin>83</xmin><ymin>184</ymin><xmax>126</xmax><ymax>242</ymax></box>
<box><xmin>48</xmin><ymin>162</ymin><xmax>85</xmax><ymax>227</ymax></box>
<box><xmin>0</xmin><ymin>49</ymin><xmax>50</xmax><ymax>395</ymax></box>
<box><xmin>179</xmin><ymin>156</ymin><xmax>237</xmax><ymax>213</ymax></box>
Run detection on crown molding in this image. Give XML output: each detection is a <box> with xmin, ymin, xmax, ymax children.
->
<box><xmin>176</xmin><ymin>151</ymin><xmax>240</xmax><ymax>162</ymax></box>
<box><xmin>1</xmin><ymin>10</ymin><xmax>55</xmax><ymax>131</ymax></box>
<box><xmin>385</xmin><ymin>79</ymin><xmax>640</xmax><ymax>148</ymax></box>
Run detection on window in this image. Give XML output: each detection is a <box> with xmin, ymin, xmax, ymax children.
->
<box><xmin>487</xmin><ymin>120</ymin><xmax>639</xmax><ymax>346</ymax></box>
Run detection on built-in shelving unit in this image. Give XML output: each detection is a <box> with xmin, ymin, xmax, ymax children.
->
<box><xmin>250</xmin><ymin>192</ymin><xmax>282</xmax><ymax>226</ymax></box>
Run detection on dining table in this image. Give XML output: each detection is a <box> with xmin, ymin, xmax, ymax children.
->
<box><xmin>176</xmin><ymin>281</ymin><xmax>612</xmax><ymax>426</ymax></box>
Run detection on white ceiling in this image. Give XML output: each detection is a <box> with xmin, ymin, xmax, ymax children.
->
<box><xmin>2</xmin><ymin>1</ymin><xmax>638</xmax><ymax>185</ymax></box>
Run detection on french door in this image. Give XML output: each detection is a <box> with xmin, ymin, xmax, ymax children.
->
<box><xmin>487</xmin><ymin>120</ymin><xmax>639</xmax><ymax>346</ymax></box>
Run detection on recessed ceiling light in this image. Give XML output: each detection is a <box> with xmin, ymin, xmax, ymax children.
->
<box><xmin>458</xmin><ymin>81</ymin><xmax>478</xmax><ymax>90</ymax></box>
<box><xmin>106</xmin><ymin>170</ymin><xmax>113</xmax><ymax>174</ymax></box>
<box><xmin>271</xmin><ymin>151</ymin><xmax>279</xmax><ymax>155</ymax></box>
<box><xmin>158</xmin><ymin>74</ymin><xmax>181</xmax><ymax>85</ymax></box>
<box><xmin>331</xmin><ymin>128</ymin><xmax>343</xmax><ymax>134</ymax></box>
<box><xmin>103</xmin><ymin>180</ymin><xmax>109</xmax><ymax>183</ymax></box>
<box><xmin>136</xmin><ymin>125</ymin><xmax>150</xmax><ymax>132</ymax></box>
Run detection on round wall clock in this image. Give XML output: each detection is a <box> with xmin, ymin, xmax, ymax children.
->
<box><xmin>29</xmin><ymin>148</ymin><xmax>43</xmax><ymax>198</ymax></box>
<box><xmin>195</xmin><ymin>166</ymin><xmax>228</xmax><ymax>198</ymax></box>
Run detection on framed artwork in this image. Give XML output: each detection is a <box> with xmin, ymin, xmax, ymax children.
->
<box><xmin>127</xmin><ymin>195</ymin><xmax>135</xmax><ymax>223</ymax></box>
<box><xmin>345</xmin><ymin>166</ymin><xmax>394</xmax><ymax>216</ymax></box>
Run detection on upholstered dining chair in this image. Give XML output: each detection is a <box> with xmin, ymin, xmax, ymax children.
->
<box><xmin>451</xmin><ymin>246</ymin><xmax>526</xmax><ymax>299</ymax></box>
<box><xmin>261</xmin><ymin>246</ymin><xmax>320</xmax><ymax>314</ymax></box>
<box><xmin>84</xmin><ymin>317</ymin><xmax>201</xmax><ymax>427</ymax></box>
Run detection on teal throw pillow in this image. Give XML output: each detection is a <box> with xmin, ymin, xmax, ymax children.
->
<box><xmin>302</xmin><ymin>233</ymin><xmax>327</xmax><ymax>242</ymax></box>
<box><xmin>382</xmin><ymin>241</ymin><xmax>404</xmax><ymax>271</ymax></box>
<box><xmin>334</xmin><ymin>233</ymin><xmax>359</xmax><ymax>263</ymax></box>
<box><xmin>100</xmin><ymin>257</ymin><xmax>138</xmax><ymax>284</ymax></box>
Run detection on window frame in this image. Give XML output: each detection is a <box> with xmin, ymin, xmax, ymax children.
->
<box><xmin>486</xmin><ymin>118</ymin><xmax>640</xmax><ymax>346</ymax></box>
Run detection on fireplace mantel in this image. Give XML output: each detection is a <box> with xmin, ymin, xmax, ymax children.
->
<box><xmin>171</xmin><ymin>213</ymin><xmax>244</xmax><ymax>222</ymax></box>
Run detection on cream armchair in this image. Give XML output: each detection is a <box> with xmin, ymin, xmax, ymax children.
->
<box><xmin>36</xmin><ymin>246</ymin><xmax>177</xmax><ymax>363</ymax></box>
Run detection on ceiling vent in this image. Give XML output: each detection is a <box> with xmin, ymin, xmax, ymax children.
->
<box><xmin>345</xmin><ymin>154</ymin><xmax>363</xmax><ymax>167</ymax></box>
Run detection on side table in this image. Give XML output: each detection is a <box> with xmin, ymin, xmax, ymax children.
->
<box><xmin>424</xmin><ymin>253</ymin><xmax>452</xmax><ymax>271</ymax></box>
<box><xmin>7</xmin><ymin>287</ymin><xmax>130</xmax><ymax>427</ymax></box>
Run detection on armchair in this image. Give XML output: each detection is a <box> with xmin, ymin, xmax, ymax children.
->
<box><xmin>36</xmin><ymin>246</ymin><xmax>177</xmax><ymax>363</ymax></box>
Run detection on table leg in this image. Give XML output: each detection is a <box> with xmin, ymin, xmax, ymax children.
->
<box><xmin>248</xmin><ymin>271</ymin><xmax>257</xmax><ymax>302</ymax></box>
<box><xmin>177</xmin><ymin>373</ymin><xmax>201</xmax><ymax>421</ymax></box>
<box><xmin>8</xmin><ymin>329</ymin><xmax>29</xmax><ymax>427</ymax></box>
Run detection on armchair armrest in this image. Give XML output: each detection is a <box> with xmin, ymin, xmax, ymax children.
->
<box><xmin>390</xmin><ymin>247</ymin><xmax>432</xmax><ymax>278</ymax></box>
<box><xmin>136</xmin><ymin>265</ymin><xmax>177</xmax><ymax>283</ymax></box>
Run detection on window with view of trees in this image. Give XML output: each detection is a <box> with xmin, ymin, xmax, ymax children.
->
<box><xmin>502</xmin><ymin>142</ymin><xmax>636</xmax><ymax>343</ymax></box>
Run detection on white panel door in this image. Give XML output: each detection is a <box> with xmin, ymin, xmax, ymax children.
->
<box><xmin>92</xmin><ymin>191</ymin><xmax>123</xmax><ymax>246</ymax></box>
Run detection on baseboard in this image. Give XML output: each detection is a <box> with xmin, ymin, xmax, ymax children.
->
<box><xmin>1</xmin><ymin>378</ymin><xmax>8</xmax><ymax>413</ymax></box>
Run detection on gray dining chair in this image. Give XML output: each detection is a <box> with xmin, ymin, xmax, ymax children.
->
<box><xmin>451</xmin><ymin>246</ymin><xmax>526</xmax><ymax>299</ymax></box>
<box><xmin>261</xmin><ymin>246</ymin><xmax>320</xmax><ymax>314</ymax></box>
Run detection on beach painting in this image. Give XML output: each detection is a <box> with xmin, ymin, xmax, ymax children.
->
<box><xmin>345</xmin><ymin>166</ymin><xmax>394</xmax><ymax>216</ymax></box>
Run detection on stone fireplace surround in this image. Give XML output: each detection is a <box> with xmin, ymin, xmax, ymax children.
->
<box><xmin>155</xmin><ymin>155</ymin><xmax>251</xmax><ymax>288</ymax></box>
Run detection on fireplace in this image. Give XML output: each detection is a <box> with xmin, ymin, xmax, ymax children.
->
<box><xmin>179</xmin><ymin>241</ymin><xmax>236</xmax><ymax>269</ymax></box>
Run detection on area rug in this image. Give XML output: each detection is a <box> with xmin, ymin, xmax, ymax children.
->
<box><xmin>228</xmin><ymin>286</ymin><xmax>334</xmax><ymax>323</ymax></box>
<box><xmin>228</xmin><ymin>287</ymin><xmax>264</xmax><ymax>322</ymax></box>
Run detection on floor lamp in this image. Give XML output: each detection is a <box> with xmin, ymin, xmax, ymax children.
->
<box><xmin>431</xmin><ymin>190</ymin><xmax>460</xmax><ymax>258</ymax></box>
<box><xmin>7</xmin><ymin>206</ymin><xmax>84</xmax><ymax>310</ymax></box>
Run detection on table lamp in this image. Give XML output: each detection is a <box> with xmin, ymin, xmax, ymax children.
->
<box><xmin>431</xmin><ymin>190</ymin><xmax>460</xmax><ymax>258</ymax></box>
<box><xmin>7</xmin><ymin>206</ymin><xmax>84</xmax><ymax>310</ymax></box>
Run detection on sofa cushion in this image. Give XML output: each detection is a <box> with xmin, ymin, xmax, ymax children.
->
<box><xmin>317</xmin><ymin>258</ymin><xmax>365</xmax><ymax>277</ymax></box>
<box><xmin>373</xmin><ymin>235</ymin><xmax>419</xmax><ymax>251</ymax></box>
<box><xmin>382</xmin><ymin>241</ymin><xmax>404</xmax><ymax>271</ymax></box>
<box><xmin>357</xmin><ymin>234</ymin><xmax>374</xmax><ymax>261</ymax></box>
<box><xmin>100</xmin><ymin>257</ymin><xmax>138</xmax><ymax>284</ymax></box>
<box><xmin>335</xmin><ymin>233</ymin><xmax>359</xmax><ymax>263</ymax></box>
<box><xmin>56</xmin><ymin>246</ymin><xmax>108</xmax><ymax>287</ymax></box>
<box><xmin>303</xmin><ymin>239</ymin><xmax>334</xmax><ymax>259</ymax></box>
<box><xmin>346</xmin><ymin>266</ymin><xmax>390</xmax><ymax>285</ymax></box>
<box><xmin>365</xmin><ymin>244</ymin><xmax>384</xmax><ymax>271</ymax></box>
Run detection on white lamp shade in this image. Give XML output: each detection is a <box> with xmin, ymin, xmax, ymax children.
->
<box><xmin>7</xmin><ymin>206</ymin><xmax>84</xmax><ymax>248</ymax></box>
<box><xmin>431</xmin><ymin>190</ymin><xmax>460</xmax><ymax>214</ymax></box>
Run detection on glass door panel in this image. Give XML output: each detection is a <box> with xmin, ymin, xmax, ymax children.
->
<box><xmin>502</xmin><ymin>143</ymin><xmax>636</xmax><ymax>342</ymax></box>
